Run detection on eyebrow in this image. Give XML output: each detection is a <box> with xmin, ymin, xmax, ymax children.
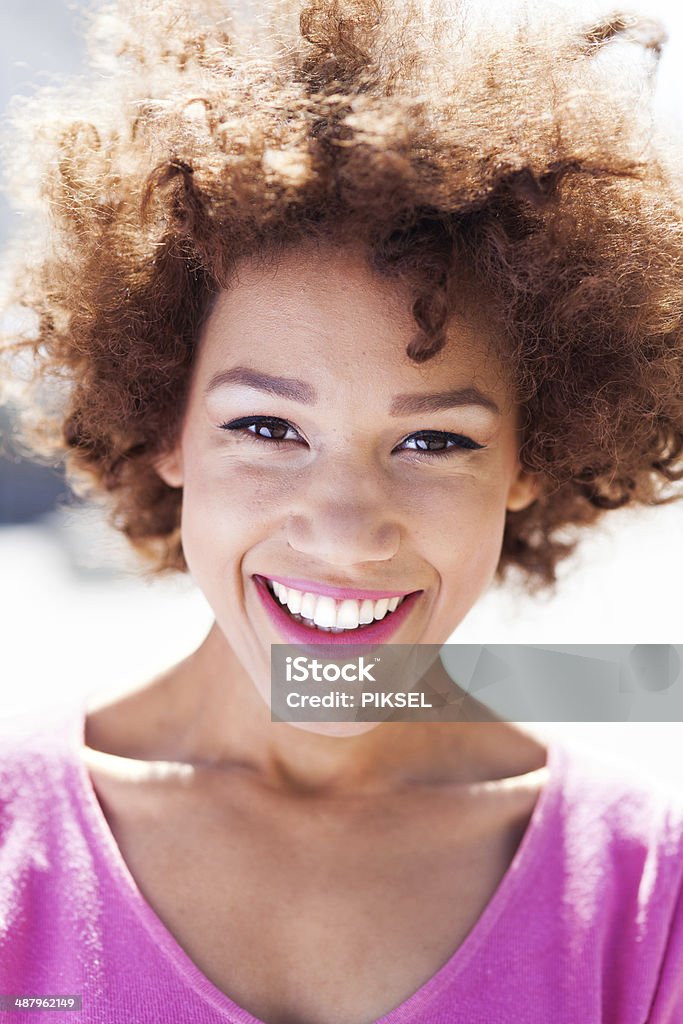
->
<box><xmin>204</xmin><ymin>365</ymin><xmax>500</xmax><ymax>416</ymax></box>
<box><xmin>204</xmin><ymin>367</ymin><xmax>316</xmax><ymax>403</ymax></box>
<box><xmin>389</xmin><ymin>387</ymin><xmax>500</xmax><ymax>417</ymax></box>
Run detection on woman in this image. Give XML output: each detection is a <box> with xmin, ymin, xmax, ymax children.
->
<box><xmin>0</xmin><ymin>1</ymin><xmax>682</xmax><ymax>1021</ymax></box>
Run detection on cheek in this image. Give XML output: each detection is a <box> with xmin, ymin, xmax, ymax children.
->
<box><xmin>408</xmin><ymin>473</ymin><xmax>509</xmax><ymax>566</ymax></box>
<box><xmin>409</xmin><ymin>474</ymin><xmax>510</xmax><ymax>631</ymax></box>
<box><xmin>177</xmin><ymin>457</ymin><xmax>290</xmax><ymax>567</ymax></box>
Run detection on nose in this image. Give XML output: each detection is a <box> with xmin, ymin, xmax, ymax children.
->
<box><xmin>285</xmin><ymin>455</ymin><xmax>402</xmax><ymax>566</ymax></box>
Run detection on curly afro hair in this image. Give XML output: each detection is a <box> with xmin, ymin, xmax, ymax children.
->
<box><xmin>1</xmin><ymin>0</ymin><xmax>682</xmax><ymax>593</ymax></box>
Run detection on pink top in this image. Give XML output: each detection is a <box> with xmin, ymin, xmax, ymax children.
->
<box><xmin>1</xmin><ymin>699</ymin><xmax>682</xmax><ymax>1023</ymax></box>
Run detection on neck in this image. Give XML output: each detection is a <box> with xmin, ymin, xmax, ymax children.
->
<box><xmin>156</xmin><ymin>622</ymin><xmax>535</xmax><ymax>798</ymax></box>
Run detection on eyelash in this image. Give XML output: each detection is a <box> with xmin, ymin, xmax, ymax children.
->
<box><xmin>217</xmin><ymin>416</ymin><xmax>486</xmax><ymax>457</ymax></box>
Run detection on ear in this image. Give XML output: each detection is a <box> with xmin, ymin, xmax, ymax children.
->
<box><xmin>153</xmin><ymin>445</ymin><xmax>184</xmax><ymax>489</ymax></box>
<box><xmin>506</xmin><ymin>466</ymin><xmax>542</xmax><ymax>512</ymax></box>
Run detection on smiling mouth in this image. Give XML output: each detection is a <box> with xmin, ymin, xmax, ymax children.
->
<box><xmin>261</xmin><ymin>576</ymin><xmax>413</xmax><ymax>634</ymax></box>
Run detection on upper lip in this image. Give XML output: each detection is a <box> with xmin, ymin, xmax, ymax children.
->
<box><xmin>256</xmin><ymin>574</ymin><xmax>421</xmax><ymax>602</ymax></box>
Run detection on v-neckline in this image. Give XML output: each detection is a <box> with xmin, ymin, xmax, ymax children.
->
<box><xmin>67</xmin><ymin>696</ymin><xmax>565</xmax><ymax>1024</ymax></box>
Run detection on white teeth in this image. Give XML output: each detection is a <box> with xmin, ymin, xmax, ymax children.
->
<box><xmin>337</xmin><ymin>599</ymin><xmax>361</xmax><ymax>629</ymax></box>
<box><xmin>265</xmin><ymin>579</ymin><xmax>409</xmax><ymax>632</ymax></box>
<box><xmin>313</xmin><ymin>596</ymin><xmax>338</xmax><ymax>628</ymax></box>
<box><xmin>359</xmin><ymin>599</ymin><xmax>375</xmax><ymax>624</ymax></box>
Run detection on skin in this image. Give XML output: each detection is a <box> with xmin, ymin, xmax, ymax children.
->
<box><xmin>82</xmin><ymin>240</ymin><xmax>549</xmax><ymax>1023</ymax></box>
<box><xmin>138</xmin><ymin>238</ymin><xmax>544</xmax><ymax>797</ymax></box>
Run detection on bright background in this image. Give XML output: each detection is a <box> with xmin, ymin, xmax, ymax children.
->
<box><xmin>1</xmin><ymin>0</ymin><xmax>682</xmax><ymax>791</ymax></box>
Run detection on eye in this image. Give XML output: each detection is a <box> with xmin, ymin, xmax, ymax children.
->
<box><xmin>218</xmin><ymin>416</ymin><xmax>302</xmax><ymax>446</ymax></box>
<box><xmin>219</xmin><ymin>417</ymin><xmax>486</xmax><ymax>458</ymax></box>
<box><xmin>396</xmin><ymin>430</ymin><xmax>486</xmax><ymax>457</ymax></box>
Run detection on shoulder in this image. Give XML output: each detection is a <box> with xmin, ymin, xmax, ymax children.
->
<box><xmin>548</xmin><ymin>738</ymin><xmax>683</xmax><ymax>947</ymax></box>
<box><xmin>552</xmin><ymin>737</ymin><xmax>683</xmax><ymax>850</ymax></box>
<box><xmin>0</xmin><ymin>703</ymin><xmax>101</xmax><ymax>984</ymax></box>
<box><xmin>0</xmin><ymin>701</ymin><xmax>80</xmax><ymax>756</ymax></box>
<box><xmin>0</xmin><ymin>703</ymin><xmax>82</xmax><ymax>820</ymax></box>
<box><xmin>475</xmin><ymin>738</ymin><xmax>683</xmax><ymax>1021</ymax></box>
<box><xmin>0</xmin><ymin>702</ymin><xmax>87</xmax><ymax>903</ymax></box>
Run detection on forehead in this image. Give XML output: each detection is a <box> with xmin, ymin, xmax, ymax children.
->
<box><xmin>197</xmin><ymin>243</ymin><xmax>513</xmax><ymax>407</ymax></box>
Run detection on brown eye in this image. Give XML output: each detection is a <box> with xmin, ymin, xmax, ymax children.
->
<box><xmin>249</xmin><ymin>421</ymin><xmax>289</xmax><ymax>440</ymax></box>
<box><xmin>399</xmin><ymin>431</ymin><xmax>486</xmax><ymax>455</ymax></box>
<box><xmin>219</xmin><ymin>416</ymin><xmax>302</xmax><ymax>445</ymax></box>
<box><xmin>218</xmin><ymin>419</ymin><xmax>486</xmax><ymax>458</ymax></box>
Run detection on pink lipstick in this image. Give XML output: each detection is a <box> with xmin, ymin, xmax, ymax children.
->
<box><xmin>252</xmin><ymin>574</ymin><xmax>422</xmax><ymax>649</ymax></box>
<box><xmin>263</xmin><ymin>575</ymin><xmax>416</xmax><ymax>602</ymax></box>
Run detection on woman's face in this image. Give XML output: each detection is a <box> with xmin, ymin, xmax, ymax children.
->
<box><xmin>155</xmin><ymin>242</ymin><xmax>539</xmax><ymax>713</ymax></box>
